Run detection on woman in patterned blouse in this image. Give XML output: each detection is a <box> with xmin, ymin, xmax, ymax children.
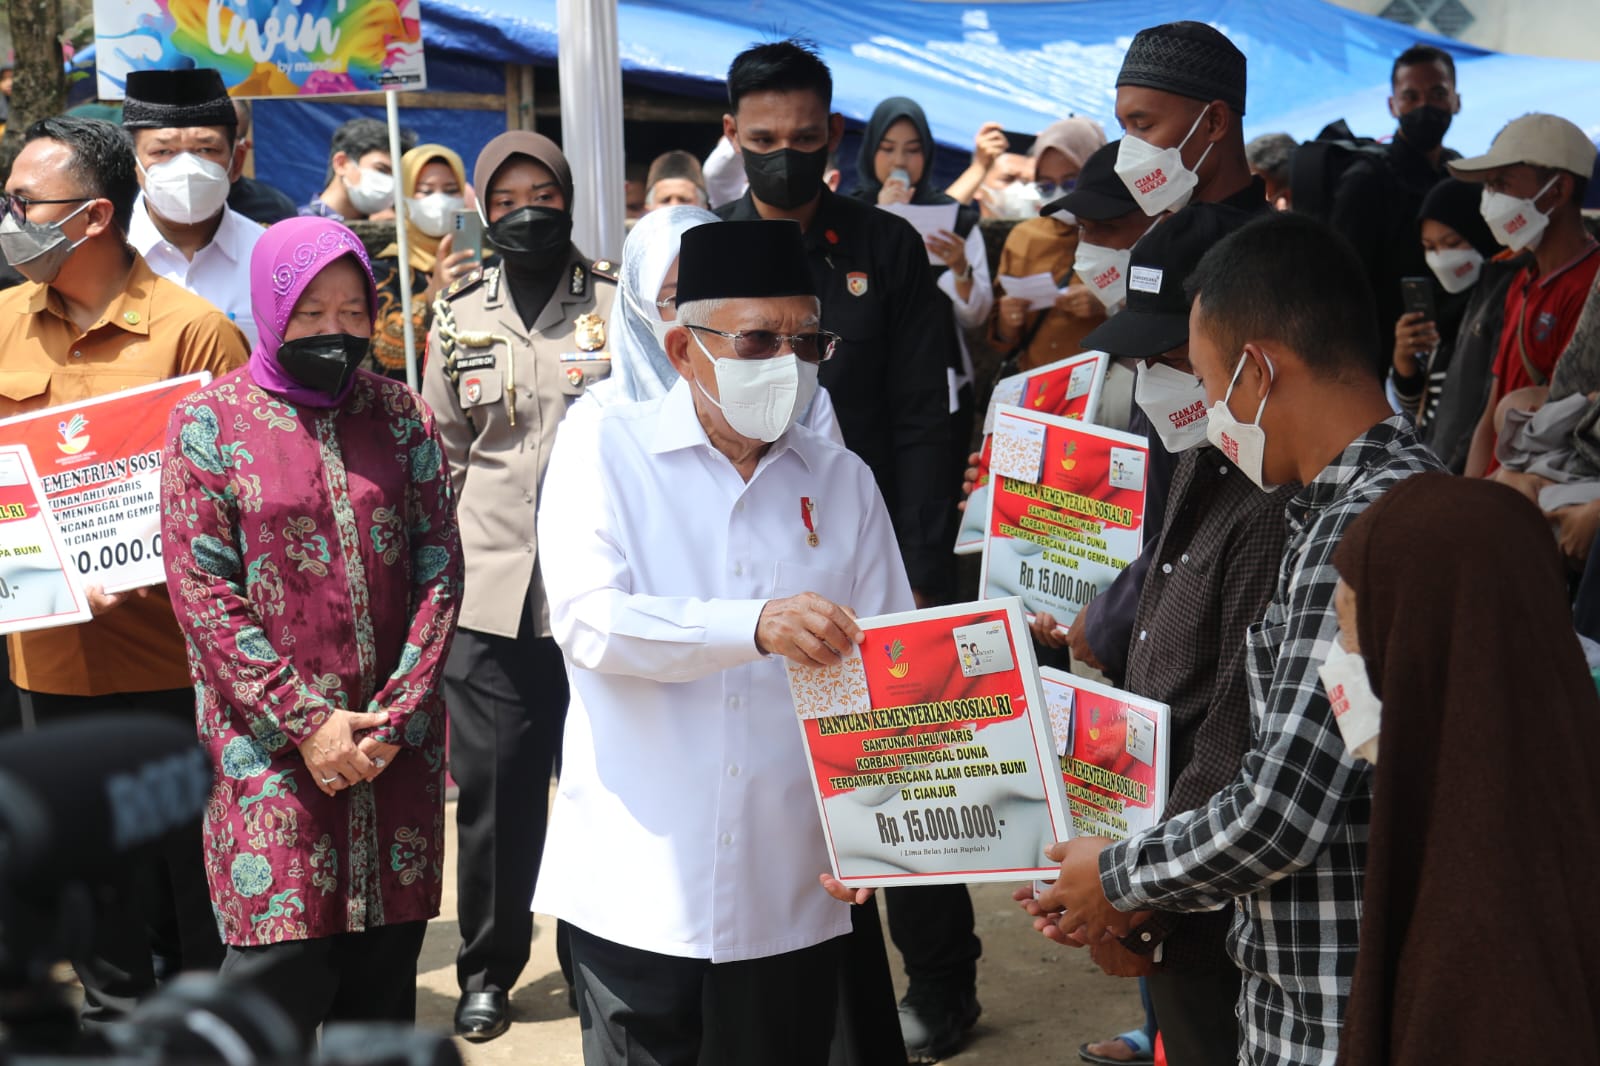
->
<box><xmin>160</xmin><ymin>216</ymin><xmax>463</xmax><ymax>1040</ymax></box>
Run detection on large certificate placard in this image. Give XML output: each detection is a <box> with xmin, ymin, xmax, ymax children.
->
<box><xmin>0</xmin><ymin>446</ymin><xmax>92</xmax><ymax>635</ymax></box>
<box><xmin>0</xmin><ymin>374</ymin><xmax>210</xmax><ymax>593</ymax></box>
<box><xmin>980</xmin><ymin>405</ymin><xmax>1148</xmax><ymax>628</ymax></box>
<box><xmin>1039</xmin><ymin>667</ymin><xmax>1170</xmax><ymax>841</ymax></box>
<box><xmin>955</xmin><ymin>352</ymin><xmax>1108</xmax><ymax>555</ymax></box>
<box><xmin>786</xmin><ymin>598</ymin><xmax>1072</xmax><ymax>887</ymax></box>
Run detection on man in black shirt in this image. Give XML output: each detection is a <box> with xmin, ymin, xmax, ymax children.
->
<box><xmin>1328</xmin><ymin>44</ymin><xmax>1462</xmax><ymax>371</ymax></box>
<box><xmin>715</xmin><ymin>39</ymin><xmax>963</xmax><ymax>1065</ymax></box>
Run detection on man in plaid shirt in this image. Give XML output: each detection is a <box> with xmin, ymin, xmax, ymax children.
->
<box><xmin>1035</xmin><ymin>214</ymin><xmax>1445</xmax><ymax>1065</ymax></box>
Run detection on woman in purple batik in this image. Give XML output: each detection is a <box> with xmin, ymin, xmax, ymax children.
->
<box><xmin>160</xmin><ymin>216</ymin><xmax>462</xmax><ymax>1039</ymax></box>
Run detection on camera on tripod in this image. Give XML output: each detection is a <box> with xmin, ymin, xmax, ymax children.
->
<box><xmin>0</xmin><ymin>715</ymin><xmax>461</xmax><ymax>1066</ymax></box>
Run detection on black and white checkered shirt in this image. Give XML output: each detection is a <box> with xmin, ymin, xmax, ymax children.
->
<box><xmin>1099</xmin><ymin>416</ymin><xmax>1443</xmax><ymax>1066</ymax></box>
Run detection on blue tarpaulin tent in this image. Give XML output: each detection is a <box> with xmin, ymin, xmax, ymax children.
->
<box><xmin>225</xmin><ymin>0</ymin><xmax>1600</xmax><ymax>208</ymax></box>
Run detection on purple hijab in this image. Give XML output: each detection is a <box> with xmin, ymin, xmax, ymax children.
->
<box><xmin>246</xmin><ymin>216</ymin><xmax>379</xmax><ymax>408</ymax></box>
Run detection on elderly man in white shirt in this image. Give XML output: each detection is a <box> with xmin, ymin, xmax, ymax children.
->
<box><xmin>122</xmin><ymin>68</ymin><xmax>261</xmax><ymax>346</ymax></box>
<box><xmin>535</xmin><ymin>219</ymin><xmax>913</xmax><ymax>1066</ymax></box>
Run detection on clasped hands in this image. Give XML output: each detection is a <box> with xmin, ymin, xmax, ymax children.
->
<box><xmin>1014</xmin><ymin>837</ymin><xmax>1157</xmax><ymax>977</ymax></box>
<box><xmin>298</xmin><ymin>709</ymin><xmax>402</xmax><ymax>797</ymax></box>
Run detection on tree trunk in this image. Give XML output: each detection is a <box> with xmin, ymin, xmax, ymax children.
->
<box><xmin>0</xmin><ymin>0</ymin><xmax>66</xmax><ymax>184</ymax></box>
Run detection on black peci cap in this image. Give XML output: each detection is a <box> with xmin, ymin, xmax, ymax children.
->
<box><xmin>1043</xmin><ymin>140</ymin><xmax>1139</xmax><ymax>221</ymax></box>
<box><xmin>122</xmin><ymin>67</ymin><xmax>237</xmax><ymax>130</ymax></box>
<box><xmin>1080</xmin><ymin>207</ymin><xmax>1220</xmax><ymax>359</ymax></box>
<box><xmin>675</xmin><ymin>220</ymin><xmax>817</xmax><ymax>305</ymax></box>
<box><xmin>1116</xmin><ymin>21</ymin><xmax>1247</xmax><ymax>115</ymax></box>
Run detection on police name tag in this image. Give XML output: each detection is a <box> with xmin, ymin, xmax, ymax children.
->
<box><xmin>953</xmin><ymin>619</ymin><xmax>1015</xmax><ymax>678</ymax></box>
<box><xmin>455</xmin><ymin>353</ymin><xmax>497</xmax><ymax>372</ymax></box>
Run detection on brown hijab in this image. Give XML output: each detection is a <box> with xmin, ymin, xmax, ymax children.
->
<box><xmin>473</xmin><ymin>130</ymin><xmax>573</xmax><ymax>207</ymax></box>
<box><xmin>1333</xmin><ymin>473</ymin><xmax>1600</xmax><ymax>1065</ymax></box>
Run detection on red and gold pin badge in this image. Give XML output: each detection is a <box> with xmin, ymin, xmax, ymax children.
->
<box><xmin>801</xmin><ymin>496</ymin><xmax>819</xmax><ymax>547</ymax></box>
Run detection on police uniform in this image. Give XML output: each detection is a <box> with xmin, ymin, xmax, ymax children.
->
<box><xmin>421</xmin><ymin>247</ymin><xmax>616</xmax><ymax>1002</ymax></box>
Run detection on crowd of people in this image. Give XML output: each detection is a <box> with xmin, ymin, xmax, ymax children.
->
<box><xmin>1</xmin><ymin>16</ymin><xmax>1599</xmax><ymax>1066</ymax></box>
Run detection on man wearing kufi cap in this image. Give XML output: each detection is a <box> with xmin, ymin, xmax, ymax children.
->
<box><xmin>1068</xmin><ymin>22</ymin><xmax>1268</xmax><ymax>683</ymax></box>
<box><xmin>534</xmin><ymin>219</ymin><xmax>914</xmax><ymax>1066</ymax></box>
<box><xmin>644</xmin><ymin>148</ymin><xmax>709</xmax><ymax>210</ymax></box>
<box><xmin>123</xmin><ymin>67</ymin><xmax>264</xmax><ymax>346</ymax></box>
<box><xmin>421</xmin><ymin>130</ymin><xmax>619</xmax><ymax>1041</ymax></box>
<box><xmin>1447</xmin><ymin>113</ymin><xmax>1600</xmax><ymax>480</ymax></box>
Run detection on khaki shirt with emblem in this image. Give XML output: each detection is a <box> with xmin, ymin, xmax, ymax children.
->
<box><xmin>0</xmin><ymin>253</ymin><xmax>250</xmax><ymax>695</ymax></box>
<box><xmin>421</xmin><ymin>248</ymin><xmax>615</xmax><ymax>639</ymax></box>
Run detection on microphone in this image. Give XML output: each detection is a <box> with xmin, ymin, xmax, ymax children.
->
<box><xmin>0</xmin><ymin>714</ymin><xmax>212</xmax><ymax>892</ymax></box>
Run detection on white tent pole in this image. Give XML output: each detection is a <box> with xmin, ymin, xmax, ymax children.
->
<box><xmin>387</xmin><ymin>91</ymin><xmax>419</xmax><ymax>392</ymax></box>
<box><xmin>557</xmin><ymin>0</ymin><xmax>626</xmax><ymax>261</ymax></box>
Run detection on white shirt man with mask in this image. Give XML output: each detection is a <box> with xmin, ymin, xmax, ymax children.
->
<box><xmin>122</xmin><ymin>67</ymin><xmax>262</xmax><ymax>346</ymax></box>
<box><xmin>534</xmin><ymin>218</ymin><xmax>914</xmax><ymax>1066</ymax></box>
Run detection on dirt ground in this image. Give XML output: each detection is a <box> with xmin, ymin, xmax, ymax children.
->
<box><xmin>419</xmin><ymin>801</ymin><xmax>1144</xmax><ymax>1066</ymax></box>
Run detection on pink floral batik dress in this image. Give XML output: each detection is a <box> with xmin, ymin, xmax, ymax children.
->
<box><xmin>162</xmin><ymin>368</ymin><xmax>462</xmax><ymax>946</ymax></box>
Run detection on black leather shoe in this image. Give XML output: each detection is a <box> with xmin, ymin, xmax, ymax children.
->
<box><xmin>899</xmin><ymin>987</ymin><xmax>981</xmax><ymax>1064</ymax></box>
<box><xmin>454</xmin><ymin>990</ymin><xmax>510</xmax><ymax>1042</ymax></box>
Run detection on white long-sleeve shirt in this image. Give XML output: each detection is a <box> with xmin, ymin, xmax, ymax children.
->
<box><xmin>936</xmin><ymin>225</ymin><xmax>992</xmax><ymax>412</ymax></box>
<box><xmin>532</xmin><ymin>380</ymin><xmax>914</xmax><ymax>962</ymax></box>
<box><xmin>128</xmin><ymin>197</ymin><xmax>262</xmax><ymax>347</ymax></box>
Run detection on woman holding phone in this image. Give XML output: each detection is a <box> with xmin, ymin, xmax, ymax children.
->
<box><xmin>368</xmin><ymin>143</ymin><xmax>478</xmax><ymax>379</ymax></box>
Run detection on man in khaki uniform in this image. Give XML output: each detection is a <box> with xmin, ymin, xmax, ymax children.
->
<box><xmin>420</xmin><ymin>131</ymin><xmax>615</xmax><ymax>1043</ymax></box>
<box><xmin>0</xmin><ymin>116</ymin><xmax>248</xmax><ymax>1022</ymax></box>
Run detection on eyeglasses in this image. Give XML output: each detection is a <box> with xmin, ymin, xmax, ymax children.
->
<box><xmin>686</xmin><ymin>324</ymin><xmax>839</xmax><ymax>364</ymax></box>
<box><xmin>0</xmin><ymin>192</ymin><xmax>92</xmax><ymax>227</ymax></box>
<box><xmin>1034</xmin><ymin>178</ymin><xmax>1077</xmax><ymax>200</ymax></box>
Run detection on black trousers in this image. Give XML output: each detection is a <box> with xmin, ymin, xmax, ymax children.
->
<box><xmin>885</xmin><ymin>883</ymin><xmax>982</xmax><ymax>995</ymax></box>
<box><xmin>219</xmin><ymin>921</ymin><xmax>428</xmax><ymax>1047</ymax></box>
<box><xmin>16</xmin><ymin>686</ymin><xmax>222</xmax><ymax>1027</ymax></box>
<box><xmin>830</xmin><ymin>898</ymin><xmax>909</xmax><ymax>1066</ymax></box>
<box><xmin>1147</xmin><ymin>967</ymin><xmax>1242</xmax><ymax>1066</ymax></box>
<box><xmin>445</xmin><ymin>620</ymin><xmax>569</xmax><ymax>993</ymax></box>
<box><xmin>567</xmin><ymin>922</ymin><xmax>843</xmax><ymax>1066</ymax></box>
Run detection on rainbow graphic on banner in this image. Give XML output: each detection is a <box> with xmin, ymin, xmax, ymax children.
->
<box><xmin>93</xmin><ymin>0</ymin><xmax>426</xmax><ymax>99</ymax></box>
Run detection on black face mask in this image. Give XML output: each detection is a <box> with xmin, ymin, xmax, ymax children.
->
<box><xmin>741</xmin><ymin>145</ymin><xmax>829</xmax><ymax>210</ymax></box>
<box><xmin>487</xmin><ymin>206</ymin><xmax>572</xmax><ymax>269</ymax></box>
<box><xmin>1398</xmin><ymin>105</ymin><xmax>1452</xmax><ymax>153</ymax></box>
<box><xmin>276</xmin><ymin>333</ymin><xmax>368</xmax><ymax>397</ymax></box>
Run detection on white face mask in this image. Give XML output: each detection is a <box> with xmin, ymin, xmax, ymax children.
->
<box><xmin>623</xmin><ymin>285</ymin><xmax>676</xmax><ymax>350</ymax></box>
<box><xmin>345</xmin><ymin>166</ymin><xmax>395</xmax><ymax>215</ymax></box>
<box><xmin>1114</xmin><ymin>107</ymin><xmax>1214</xmax><ymax>217</ymax></box>
<box><xmin>139</xmin><ymin>152</ymin><xmax>232</xmax><ymax>226</ymax></box>
<box><xmin>1424</xmin><ymin>246</ymin><xmax>1484</xmax><ymax>294</ymax></box>
<box><xmin>1135</xmin><ymin>360</ymin><xmax>1209</xmax><ymax>452</ymax></box>
<box><xmin>1480</xmin><ymin>175</ymin><xmax>1558</xmax><ymax>252</ymax></box>
<box><xmin>690</xmin><ymin>330</ymin><xmax>820</xmax><ymax>443</ymax></box>
<box><xmin>1074</xmin><ymin>241</ymin><xmax>1132</xmax><ymax>311</ymax></box>
<box><xmin>1317</xmin><ymin>639</ymin><xmax>1382</xmax><ymax>764</ymax></box>
<box><xmin>986</xmin><ymin>181</ymin><xmax>1043</xmax><ymax>220</ymax></box>
<box><xmin>407</xmin><ymin>191</ymin><xmax>464</xmax><ymax>238</ymax></box>
<box><xmin>1204</xmin><ymin>351</ymin><xmax>1276</xmax><ymax>490</ymax></box>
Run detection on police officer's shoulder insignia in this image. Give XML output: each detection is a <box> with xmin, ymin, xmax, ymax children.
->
<box><xmin>570</xmin><ymin>263</ymin><xmax>587</xmax><ymax>298</ymax></box>
<box><xmin>443</xmin><ymin>265</ymin><xmax>486</xmax><ymax>301</ymax></box>
<box><xmin>591</xmin><ymin>259</ymin><xmax>619</xmax><ymax>284</ymax></box>
<box><xmin>574</xmin><ymin>312</ymin><xmax>606</xmax><ymax>352</ymax></box>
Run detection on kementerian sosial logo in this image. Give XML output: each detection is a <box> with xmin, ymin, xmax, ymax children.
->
<box><xmin>57</xmin><ymin>414</ymin><xmax>90</xmax><ymax>456</ymax></box>
<box><xmin>885</xmin><ymin>638</ymin><xmax>909</xmax><ymax>678</ymax></box>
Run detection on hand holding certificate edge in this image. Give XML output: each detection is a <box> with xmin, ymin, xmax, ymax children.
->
<box><xmin>1029</xmin><ymin>835</ymin><xmax>1133</xmax><ymax>943</ymax></box>
<box><xmin>757</xmin><ymin>593</ymin><xmax>862</xmax><ymax>667</ymax></box>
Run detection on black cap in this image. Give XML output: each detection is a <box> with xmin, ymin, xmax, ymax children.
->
<box><xmin>1116</xmin><ymin>21</ymin><xmax>1247</xmax><ymax>116</ymax></box>
<box><xmin>122</xmin><ymin>68</ymin><xmax>237</xmax><ymax>130</ymax></box>
<box><xmin>1043</xmin><ymin>140</ymin><xmax>1138</xmax><ymax>221</ymax></box>
<box><xmin>1080</xmin><ymin>206</ymin><xmax>1224</xmax><ymax>359</ymax></box>
<box><xmin>676</xmin><ymin>220</ymin><xmax>816</xmax><ymax>305</ymax></box>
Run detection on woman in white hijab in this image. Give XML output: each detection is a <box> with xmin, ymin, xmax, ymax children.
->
<box><xmin>581</xmin><ymin>205</ymin><xmax>840</xmax><ymax>440</ymax></box>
